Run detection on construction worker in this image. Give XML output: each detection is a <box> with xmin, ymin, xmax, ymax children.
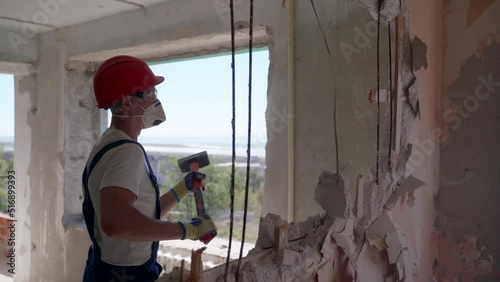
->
<box><xmin>81</xmin><ymin>55</ymin><xmax>217</xmax><ymax>281</ymax></box>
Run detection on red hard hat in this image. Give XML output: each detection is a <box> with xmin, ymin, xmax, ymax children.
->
<box><xmin>93</xmin><ymin>55</ymin><xmax>164</xmax><ymax>109</ymax></box>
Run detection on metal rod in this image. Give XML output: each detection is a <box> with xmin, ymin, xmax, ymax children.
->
<box><xmin>224</xmin><ymin>0</ymin><xmax>236</xmax><ymax>280</ymax></box>
<box><xmin>376</xmin><ymin>0</ymin><xmax>382</xmax><ymax>185</ymax></box>
<box><xmin>236</xmin><ymin>0</ymin><xmax>254</xmax><ymax>280</ymax></box>
<box><xmin>287</xmin><ymin>0</ymin><xmax>296</xmax><ymax>223</ymax></box>
<box><xmin>388</xmin><ymin>21</ymin><xmax>393</xmax><ymax>168</ymax></box>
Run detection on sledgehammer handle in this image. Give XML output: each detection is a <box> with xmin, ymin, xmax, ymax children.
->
<box><xmin>189</xmin><ymin>162</ymin><xmax>206</xmax><ymax>215</ymax></box>
<box><xmin>194</xmin><ymin>191</ymin><xmax>207</xmax><ymax>216</ymax></box>
<box><xmin>189</xmin><ymin>162</ymin><xmax>216</xmax><ymax>244</ymax></box>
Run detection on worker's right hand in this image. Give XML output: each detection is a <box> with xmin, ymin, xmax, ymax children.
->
<box><xmin>178</xmin><ymin>217</ymin><xmax>217</xmax><ymax>241</ymax></box>
<box><xmin>171</xmin><ymin>171</ymin><xmax>206</xmax><ymax>202</ymax></box>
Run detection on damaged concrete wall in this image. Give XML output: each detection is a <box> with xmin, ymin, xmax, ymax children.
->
<box><xmin>62</xmin><ymin>66</ymin><xmax>98</xmax><ymax>281</ymax></box>
<box><xmin>293</xmin><ymin>0</ymin><xmax>438</xmax><ymax>279</ymax></box>
<box><xmin>198</xmin><ymin>0</ymin><xmax>443</xmax><ymax>280</ymax></box>
<box><xmin>294</xmin><ymin>0</ymin><xmax>395</xmax><ymax>221</ymax></box>
<box><xmin>436</xmin><ymin>0</ymin><xmax>500</xmax><ymax>280</ymax></box>
<box><xmin>63</xmin><ymin>67</ymin><xmax>101</xmax><ymax>218</ymax></box>
<box><xmin>19</xmin><ymin>0</ymin><xmax>446</xmax><ymax>280</ymax></box>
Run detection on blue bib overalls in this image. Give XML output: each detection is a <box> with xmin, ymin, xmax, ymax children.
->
<box><xmin>82</xmin><ymin>140</ymin><xmax>163</xmax><ymax>282</ymax></box>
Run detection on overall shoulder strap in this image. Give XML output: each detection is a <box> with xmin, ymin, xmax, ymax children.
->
<box><xmin>82</xmin><ymin>139</ymin><xmax>142</xmax><ymax>201</ymax></box>
<box><xmin>89</xmin><ymin>140</ymin><xmax>142</xmax><ymax>178</ymax></box>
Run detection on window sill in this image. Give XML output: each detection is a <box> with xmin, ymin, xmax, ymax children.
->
<box><xmin>62</xmin><ymin>214</ymin><xmax>87</xmax><ymax>231</ymax></box>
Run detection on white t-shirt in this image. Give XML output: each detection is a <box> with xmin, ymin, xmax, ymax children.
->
<box><xmin>83</xmin><ymin>128</ymin><xmax>157</xmax><ymax>266</ymax></box>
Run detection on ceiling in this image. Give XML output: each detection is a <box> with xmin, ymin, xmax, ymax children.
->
<box><xmin>0</xmin><ymin>0</ymin><xmax>174</xmax><ymax>34</ymax></box>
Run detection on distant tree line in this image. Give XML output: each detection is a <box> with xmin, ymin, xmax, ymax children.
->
<box><xmin>0</xmin><ymin>146</ymin><xmax>265</xmax><ymax>242</ymax></box>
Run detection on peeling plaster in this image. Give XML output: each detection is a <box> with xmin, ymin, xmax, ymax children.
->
<box><xmin>439</xmin><ymin>41</ymin><xmax>500</xmax><ymax>277</ymax></box>
<box><xmin>331</xmin><ymin>0</ymin><xmax>419</xmax><ymax>229</ymax></box>
<box><xmin>433</xmin><ymin>232</ymin><xmax>494</xmax><ymax>281</ymax></box>
<box><xmin>466</xmin><ymin>0</ymin><xmax>495</xmax><ymax>29</ymax></box>
<box><xmin>411</xmin><ymin>35</ymin><xmax>428</xmax><ymax>71</ymax></box>
<box><xmin>385</xmin><ymin>175</ymin><xmax>425</xmax><ymax>209</ymax></box>
<box><xmin>444</xmin><ymin>0</ymin><xmax>500</xmax><ymax>89</ymax></box>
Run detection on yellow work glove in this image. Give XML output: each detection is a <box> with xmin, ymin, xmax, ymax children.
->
<box><xmin>178</xmin><ymin>217</ymin><xmax>217</xmax><ymax>240</ymax></box>
<box><xmin>170</xmin><ymin>171</ymin><xmax>206</xmax><ymax>203</ymax></box>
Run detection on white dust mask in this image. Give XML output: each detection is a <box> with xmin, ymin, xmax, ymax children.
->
<box><xmin>113</xmin><ymin>99</ymin><xmax>166</xmax><ymax>128</ymax></box>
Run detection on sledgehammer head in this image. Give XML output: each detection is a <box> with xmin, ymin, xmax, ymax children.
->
<box><xmin>177</xmin><ymin>151</ymin><xmax>210</xmax><ymax>172</ymax></box>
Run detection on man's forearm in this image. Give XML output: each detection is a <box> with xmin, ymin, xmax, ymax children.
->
<box><xmin>104</xmin><ymin>204</ymin><xmax>184</xmax><ymax>242</ymax></box>
<box><xmin>160</xmin><ymin>190</ymin><xmax>180</xmax><ymax>219</ymax></box>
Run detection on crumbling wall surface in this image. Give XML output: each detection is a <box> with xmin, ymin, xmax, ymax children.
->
<box><xmin>207</xmin><ymin>1</ymin><xmax>442</xmax><ymax>281</ymax></box>
<box><xmin>63</xmin><ymin>66</ymin><xmax>100</xmax><ymax>218</ymax></box>
<box><xmin>62</xmin><ymin>66</ymin><xmax>98</xmax><ymax>281</ymax></box>
<box><xmin>210</xmin><ymin>212</ymin><xmax>403</xmax><ymax>281</ymax></box>
<box><xmin>292</xmin><ymin>0</ymin><xmax>437</xmax><ymax>280</ymax></box>
<box><xmin>201</xmin><ymin>0</ymin><xmax>442</xmax><ymax>280</ymax></box>
<box><xmin>436</xmin><ymin>0</ymin><xmax>500</xmax><ymax>280</ymax></box>
<box><xmin>293</xmin><ymin>0</ymin><xmax>421</xmax><ymax>225</ymax></box>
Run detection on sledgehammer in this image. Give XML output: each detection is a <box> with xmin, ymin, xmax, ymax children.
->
<box><xmin>177</xmin><ymin>151</ymin><xmax>216</xmax><ymax>244</ymax></box>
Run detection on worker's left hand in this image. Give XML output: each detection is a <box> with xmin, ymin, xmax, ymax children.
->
<box><xmin>171</xmin><ymin>171</ymin><xmax>206</xmax><ymax>202</ymax></box>
<box><xmin>178</xmin><ymin>216</ymin><xmax>217</xmax><ymax>241</ymax></box>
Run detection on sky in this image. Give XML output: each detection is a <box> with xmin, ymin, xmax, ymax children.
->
<box><xmin>0</xmin><ymin>49</ymin><xmax>269</xmax><ymax>146</ymax></box>
<box><xmin>135</xmin><ymin>48</ymin><xmax>269</xmax><ymax>141</ymax></box>
<box><xmin>0</xmin><ymin>73</ymin><xmax>14</xmax><ymax>138</ymax></box>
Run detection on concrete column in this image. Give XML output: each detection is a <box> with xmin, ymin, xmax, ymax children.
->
<box><xmin>28</xmin><ymin>31</ymin><xmax>67</xmax><ymax>282</ymax></box>
<box><xmin>14</xmin><ymin>73</ymin><xmax>36</xmax><ymax>282</ymax></box>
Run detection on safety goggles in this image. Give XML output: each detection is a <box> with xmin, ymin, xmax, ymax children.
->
<box><xmin>132</xmin><ymin>88</ymin><xmax>158</xmax><ymax>102</ymax></box>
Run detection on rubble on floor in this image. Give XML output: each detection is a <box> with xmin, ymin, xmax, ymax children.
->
<box><xmin>201</xmin><ymin>192</ymin><xmax>417</xmax><ymax>281</ymax></box>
